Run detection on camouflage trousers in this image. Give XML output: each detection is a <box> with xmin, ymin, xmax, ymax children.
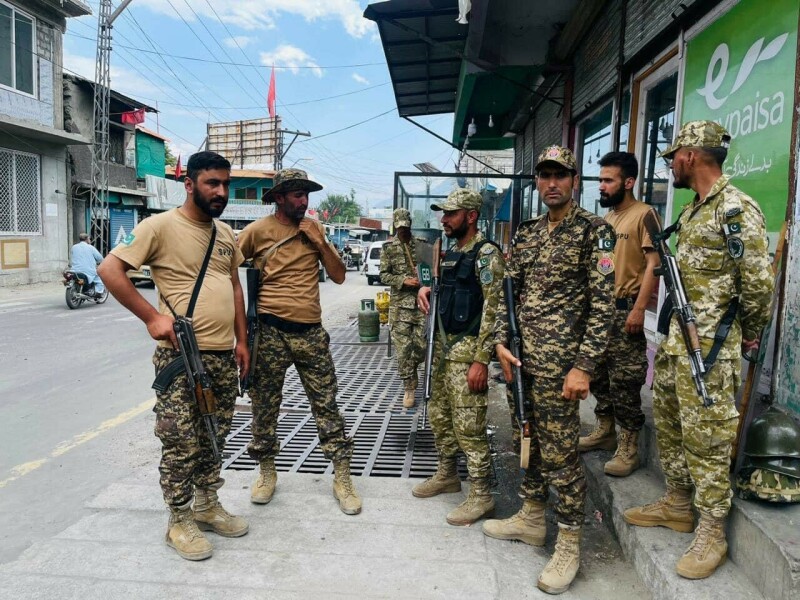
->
<box><xmin>653</xmin><ymin>351</ymin><xmax>740</xmax><ymax>517</ymax></box>
<box><xmin>590</xmin><ymin>307</ymin><xmax>647</xmax><ymax>431</ymax></box>
<box><xmin>247</xmin><ymin>323</ymin><xmax>353</xmax><ymax>463</ymax></box>
<box><xmin>429</xmin><ymin>357</ymin><xmax>491</xmax><ymax>480</ymax></box>
<box><xmin>509</xmin><ymin>376</ymin><xmax>586</xmax><ymax>527</ymax></box>
<box><xmin>152</xmin><ymin>347</ymin><xmax>238</xmax><ymax>508</ymax></box>
<box><xmin>389</xmin><ymin>308</ymin><xmax>425</xmax><ymax>381</ymax></box>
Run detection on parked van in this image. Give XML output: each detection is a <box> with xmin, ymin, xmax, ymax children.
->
<box><xmin>363</xmin><ymin>240</ymin><xmax>388</xmax><ymax>285</ymax></box>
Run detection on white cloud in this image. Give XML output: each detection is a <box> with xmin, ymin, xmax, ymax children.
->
<box><xmin>351</xmin><ymin>73</ymin><xmax>370</xmax><ymax>85</ymax></box>
<box><xmin>223</xmin><ymin>36</ymin><xmax>256</xmax><ymax>49</ymax></box>
<box><xmin>134</xmin><ymin>0</ymin><xmax>374</xmax><ymax>38</ymax></box>
<box><xmin>260</xmin><ymin>45</ymin><xmax>323</xmax><ymax>78</ymax></box>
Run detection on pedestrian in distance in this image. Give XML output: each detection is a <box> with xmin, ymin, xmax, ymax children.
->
<box><xmin>623</xmin><ymin>121</ymin><xmax>774</xmax><ymax>580</ymax></box>
<box><xmin>97</xmin><ymin>151</ymin><xmax>250</xmax><ymax>561</ymax></box>
<box><xmin>237</xmin><ymin>168</ymin><xmax>362</xmax><ymax>515</ymax></box>
<box><xmin>70</xmin><ymin>233</ymin><xmax>105</xmax><ymax>296</ymax></box>
<box><xmin>490</xmin><ymin>145</ymin><xmax>616</xmax><ymax>595</ymax></box>
<box><xmin>380</xmin><ymin>208</ymin><xmax>426</xmax><ymax>408</ymax></box>
<box><xmin>579</xmin><ymin>151</ymin><xmax>659</xmax><ymax>477</ymax></box>
<box><xmin>415</xmin><ymin>188</ymin><xmax>505</xmax><ymax>527</ymax></box>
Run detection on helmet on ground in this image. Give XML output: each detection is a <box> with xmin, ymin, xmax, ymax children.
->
<box><xmin>742</xmin><ymin>406</ymin><xmax>800</xmax><ymax>459</ymax></box>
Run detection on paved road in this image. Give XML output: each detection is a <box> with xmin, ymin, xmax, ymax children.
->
<box><xmin>0</xmin><ymin>266</ymin><xmax>381</xmax><ymax>563</ymax></box>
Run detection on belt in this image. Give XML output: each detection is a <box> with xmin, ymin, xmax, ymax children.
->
<box><xmin>614</xmin><ymin>295</ymin><xmax>638</xmax><ymax>310</ymax></box>
<box><xmin>259</xmin><ymin>313</ymin><xmax>321</xmax><ymax>334</ymax></box>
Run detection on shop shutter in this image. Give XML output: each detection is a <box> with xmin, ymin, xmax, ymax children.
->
<box><xmin>625</xmin><ymin>0</ymin><xmax>685</xmax><ymax>60</ymax></box>
<box><xmin>110</xmin><ymin>207</ymin><xmax>136</xmax><ymax>249</ymax></box>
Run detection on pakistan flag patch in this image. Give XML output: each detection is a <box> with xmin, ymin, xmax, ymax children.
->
<box><xmin>121</xmin><ymin>233</ymin><xmax>135</xmax><ymax>246</ymax></box>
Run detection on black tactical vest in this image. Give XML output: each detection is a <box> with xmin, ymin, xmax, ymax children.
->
<box><xmin>437</xmin><ymin>239</ymin><xmax>495</xmax><ymax>335</ymax></box>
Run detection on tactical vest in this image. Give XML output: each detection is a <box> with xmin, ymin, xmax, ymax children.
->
<box><xmin>437</xmin><ymin>239</ymin><xmax>495</xmax><ymax>335</ymax></box>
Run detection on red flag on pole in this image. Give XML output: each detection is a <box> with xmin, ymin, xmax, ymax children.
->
<box><xmin>121</xmin><ymin>108</ymin><xmax>146</xmax><ymax>124</ymax></box>
<box><xmin>174</xmin><ymin>155</ymin><xmax>182</xmax><ymax>179</ymax></box>
<box><xmin>267</xmin><ymin>66</ymin><xmax>276</xmax><ymax>119</ymax></box>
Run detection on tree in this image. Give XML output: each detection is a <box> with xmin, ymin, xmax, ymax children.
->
<box><xmin>318</xmin><ymin>189</ymin><xmax>362</xmax><ymax>224</ymax></box>
<box><xmin>164</xmin><ymin>144</ymin><xmax>177</xmax><ymax>167</ymax></box>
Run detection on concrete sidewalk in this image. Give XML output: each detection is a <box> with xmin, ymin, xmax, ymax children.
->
<box><xmin>0</xmin><ymin>465</ymin><xmax>647</xmax><ymax>599</ymax></box>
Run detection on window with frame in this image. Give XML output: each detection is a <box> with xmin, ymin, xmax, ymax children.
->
<box><xmin>0</xmin><ymin>148</ymin><xmax>42</xmax><ymax>235</ymax></box>
<box><xmin>0</xmin><ymin>2</ymin><xmax>35</xmax><ymax>96</ymax></box>
<box><xmin>577</xmin><ymin>102</ymin><xmax>614</xmax><ymax>215</ymax></box>
<box><xmin>234</xmin><ymin>187</ymin><xmax>257</xmax><ymax>201</ymax></box>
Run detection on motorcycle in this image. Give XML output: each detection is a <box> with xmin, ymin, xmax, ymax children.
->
<box><xmin>62</xmin><ymin>269</ymin><xmax>109</xmax><ymax>309</ymax></box>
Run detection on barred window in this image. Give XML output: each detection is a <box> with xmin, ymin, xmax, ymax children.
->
<box><xmin>0</xmin><ymin>2</ymin><xmax>35</xmax><ymax>96</ymax></box>
<box><xmin>0</xmin><ymin>148</ymin><xmax>41</xmax><ymax>235</ymax></box>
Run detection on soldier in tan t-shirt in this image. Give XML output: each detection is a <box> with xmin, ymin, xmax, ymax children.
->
<box><xmin>581</xmin><ymin>152</ymin><xmax>659</xmax><ymax>478</ymax></box>
<box><xmin>99</xmin><ymin>151</ymin><xmax>249</xmax><ymax>561</ymax></box>
<box><xmin>237</xmin><ymin>168</ymin><xmax>361</xmax><ymax>516</ymax></box>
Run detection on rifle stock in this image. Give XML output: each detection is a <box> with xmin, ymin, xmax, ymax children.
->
<box><xmin>423</xmin><ymin>239</ymin><xmax>442</xmax><ymax>402</ymax></box>
<box><xmin>503</xmin><ymin>276</ymin><xmax>531</xmax><ymax>468</ymax></box>
<box><xmin>643</xmin><ymin>211</ymin><xmax>713</xmax><ymax>407</ymax></box>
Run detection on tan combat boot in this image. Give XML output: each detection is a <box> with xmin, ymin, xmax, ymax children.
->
<box><xmin>411</xmin><ymin>455</ymin><xmax>462</xmax><ymax>498</ymax></box>
<box><xmin>537</xmin><ymin>524</ymin><xmax>581</xmax><ymax>594</ymax></box>
<box><xmin>446</xmin><ymin>478</ymin><xmax>495</xmax><ymax>526</ymax></box>
<box><xmin>604</xmin><ymin>428</ymin><xmax>641</xmax><ymax>477</ymax></box>
<box><xmin>482</xmin><ymin>499</ymin><xmax>546</xmax><ymax>546</ymax></box>
<box><xmin>578</xmin><ymin>415</ymin><xmax>616</xmax><ymax>452</ymax></box>
<box><xmin>403</xmin><ymin>378</ymin><xmax>416</xmax><ymax>409</ymax></box>
<box><xmin>676</xmin><ymin>514</ymin><xmax>728</xmax><ymax>579</ymax></box>
<box><xmin>193</xmin><ymin>481</ymin><xmax>249</xmax><ymax>537</ymax></box>
<box><xmin>166</xmin><ymin>501</ymin><xmax>213</xmax><ymax>561</ymax></box>
<box><xmin>333</xmin><ymin>459</ymin><xmax>362</xmax><ymax>515</ymax></box>
<box><xmin>251</xmin><ymin>458</ymin><xmax>277</xmax><ymax>504</ymax></box>
<box><xmin>623</xmin><ymin>485</ymin><xmax>694</xmax><ymax>532</ymax></box>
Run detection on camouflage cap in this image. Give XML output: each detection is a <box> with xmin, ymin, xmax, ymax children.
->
<box><xmin>393</xmin><ymin>208</ymin><xmax>412</xmax><ymax>228</ymax></box>
<box><xmin>430</xmin><ymin>188</ymin><xmax>482</xmax><ymax>212</ymax></box>
<box><xmin>535</xmin><ymin>145</ymin><xmax>578</xmax><ymax>172</ymax></box>
<box><xmin>660</xmin><ymin>120</ymin><xmax>731</xmax><ymax>158</ymax></box>
<box><xmin>263</xmin><ymin>168</ymin><xmax>323</xmax><ymax>204</ymax></box>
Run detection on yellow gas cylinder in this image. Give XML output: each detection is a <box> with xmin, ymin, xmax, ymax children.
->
<box><xmin>375</xmin><ymin>290</ymin><xmax>390</xmax><ymax>325</ymax></box>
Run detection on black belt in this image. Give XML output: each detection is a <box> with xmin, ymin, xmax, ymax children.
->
<box><xmin>614</xmin><ymin>295</ymin><xmax>638</xmax><ymax>310</ymax></box>
<box><xmin>259</xmin><ymin>313</ymin><xmax>320</xmax><ymax>334</ymax></box>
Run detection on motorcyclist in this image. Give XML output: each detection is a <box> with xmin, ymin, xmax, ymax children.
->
<box><xmin>70</xmin><ymin>233</ymin><xmax>105</xmax><ymax>296</ymax></box>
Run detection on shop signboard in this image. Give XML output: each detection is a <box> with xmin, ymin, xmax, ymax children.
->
<box><xmin>680</xmin><ymin>0</ymin><xmax>798</xmax><ymax>238</ymax></box>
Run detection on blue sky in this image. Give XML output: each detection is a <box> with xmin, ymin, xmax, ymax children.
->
<box><xmin>64</xmin><ymin>0</ymin><xmax>457</xmax><ymax>212</ymax></box>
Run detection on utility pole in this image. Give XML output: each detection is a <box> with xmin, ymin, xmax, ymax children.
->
<box><xmin>90</xmin><ymin>0</ymin><xmax>134</xmax><ymax>254</ymax></box>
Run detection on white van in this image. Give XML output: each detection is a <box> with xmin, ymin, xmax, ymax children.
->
<box><xmin>363</xmin><ymin>240</ymin><xmax>388</xmax><ymax>285</ymax></box>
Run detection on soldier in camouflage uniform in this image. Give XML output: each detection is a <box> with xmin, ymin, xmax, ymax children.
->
<box><xmin>580</xmin><ymin>151</ymin><xmax>660</xmax><ymax>478</ymax></box>
<box><xmin>238</xmin><ymin>169</ymin><xmax>361</xmax><ymax>516</ymax></box>
<box><xmin>99</xmin><ymin>151</ymin><xmax>250</xmax><ymax>561</ymax></box>
<box><xmin>380</xmin><ymin>208</ymin><xmax>426</xmax><ymax>408</ymax></box>
<box><xmin>414</xmin><ymin>188</ymin><xmax>505</xmax><ymax>527</ymax></box>
<box><xmin>624</xmin><ymin>121</ymin><xmax>774</xmax><ymax>580</ymax></box>
<box><xmin>489</xmin><ymin>146</ymin><xmax>616</xmax><ymax>595</ymax></box>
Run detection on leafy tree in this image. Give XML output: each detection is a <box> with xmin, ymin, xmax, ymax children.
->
<box><xmin>318</xmin><ymin>189</ymin><xmax>362</xmax><ymax>223</ymax></box>
<box><xmin>164</xmin><ymin>144</ymin><xmax>178</xmax><ymax>167</ymax></box>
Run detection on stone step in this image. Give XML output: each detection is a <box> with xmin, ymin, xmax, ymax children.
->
<box><xmin>581</xmin><ymin>398</ymin><xmax>800</xmax><ymax>600</ymax></box>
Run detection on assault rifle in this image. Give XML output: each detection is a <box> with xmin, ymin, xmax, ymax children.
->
<box><xmin>240</xmin><ymin>267</ymin><xmax>261</xmax><ymax>394</ymax></box>
<box><xmin>152</xmin><ymin>317</ymin><xmax>222</xmax><ymax>461</ymax></box>
<box><xmin>503</xmin><ymin>276</ymin><xmax>532</xmax><ymax>468</ymax></box>
<box><xmin>643</xmin><ymin>210</ymin><xmax>714</xmax><ymax>407</ymax></box>
<box><xmin>422</xmin><ymin>238</ymin><xmax>442</xmax><ymax>402</ymax></box>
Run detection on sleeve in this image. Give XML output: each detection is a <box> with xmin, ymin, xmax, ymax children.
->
<box><xmin>380</xmin><ymin>244</ymin><xmax>405</xmax><ymax>290</ymax></box>
<box><xmin>494</xmin><ymin>232</ymin><xmax>524</xmax><ymax>347</ymax></box>
<box><xmin>92</xmin><ymin>246</ymin><xmax>103</xmax><ymax>263</ymax></box>
<box><xmin>474</xmin><ymin>245</ymin><xmax>506</xmax><ymax>364</ymax></box>
<box><xmin>639</xmin><ymin>209</ymin><xmax>654</xmax><ymax>252</ymax></box>
<box><xmin>237</xmin><ymin>223</ymin><xmax>256</xmax><ymax>261</ymax></box>
<box><xmin>109</xmin><ymin>218</ymin><xmax>157</xmax><ymax>270</ymax></box>
<box><xmin>732</xmin><ymin>198</ymin><xmax>774</xmax><ymax>340</ymax></box>
<box><xmin>574</xmin><ymin>222</ymin><xmax>616</xmax><ymax>375</ymax></box>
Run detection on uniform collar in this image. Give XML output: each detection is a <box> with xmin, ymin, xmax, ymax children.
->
<box><xmin>533</xmin><ymin>200</ymin><xmax>578</xmax><ymax>234</ymax></box>
<box><xmin>694</xmin><ymin>174</ymin><xmax>730</xmax><ymax>207</ymax></box>
<box><xmin>459</xmin><ymin>231</ymin><xmax>484</xmax><ymax>251</ymax></box>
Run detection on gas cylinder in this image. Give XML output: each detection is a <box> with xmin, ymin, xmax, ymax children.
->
<box><xmin>358</xmin><ymin>299</ymin><xmax>380</xmax><ymax>342</ymax></box>
<box><xmin>375</xmin><ymin>290</ymin><xmax>390</xmax><ymax>325</ymax></box>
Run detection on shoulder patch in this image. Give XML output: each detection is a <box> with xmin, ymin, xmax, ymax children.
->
<box><xmin>121</xmin><ymin>233</ymin><xmax>135</xmax><ymax>246</ymax></box>
<box><xmin>597</xmin><ymin>252</ymin><xmax>615</xmax><ymax>276</ymax></box>
<box><xmin>480</xmin><ymin>244</ymin><xmax>495</xmax><ymax>255</ymax></box>
<box><xmin>598</xmin><ymin>237</ymin><xmax>615</xmax><ymax>251</ymax></box>
<box><xmin>725</xmin><ymin>206</ymin><xmax>743</xmax><ymax>219</ymax></box>
<box><xmin>480</xmin><ymin>268</ymin><xmax>494</xmax><ymax>285</ymax></box>
<box><xmin>723</xmin><ymin>222</ymin><xmax>742</xmax><ymax>236</ymax></box>
<box><xmin>727</xmin><ymin>237</ymin><xmax>745</xmax><ymax>259</ymax></box>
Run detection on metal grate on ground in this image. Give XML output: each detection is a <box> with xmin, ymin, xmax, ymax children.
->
<box><xmin>223</xmin><ymin>411</ymin><xmax>468</xmax><ymax>479</ymax></box>
<box><xmin>225</xmin><ymin>324</ymin><xmax>461</xmax><ymax>478</ymax></box>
